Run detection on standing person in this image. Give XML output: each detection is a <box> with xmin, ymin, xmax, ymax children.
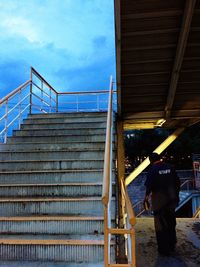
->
<box><xmin>144</xmin><ymin>152</ymin><xmax>180</xmax><ymax>256</ymax></box>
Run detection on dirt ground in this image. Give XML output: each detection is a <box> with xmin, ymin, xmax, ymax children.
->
<box><xmin>135</xmin><ymin>218</ymin><xmax>200</xmax><ymax>267</ymax></box>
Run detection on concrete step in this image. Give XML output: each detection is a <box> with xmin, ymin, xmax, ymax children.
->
<box><xmin>13</xmin><ymin>128</ymin><xmax>107</xmax><ymax>136</ymax></box>
<box><xmin>0</xmin><ymin>235</ymin><xmax>115</xmax><ymax>262</ymax></box>
<box><xmin>0</xmin><ymin>141</ymin><xmax>106</xmax><ymax>152</ymax></box>
<box><xmin>0</xmin><ymin>169</ymin><xmax>110</xmax><ymax>184</ymax></box>
<box><xmin>0</xmin><ymin>197</ymin><xmax>115</xmax><ymax>216</ymax></box>
<box><xmin>0</xmin><ymin>216</ymin><xmax>105</xmax><ymax>235</ymax></box>
<box><xmin>0</xmin><ymin>159</ymin><xmax>105</xmax><ymax>171</ymax></box>
<box><xmin>24</xmin><ymin>116</ymin><xmax>107</xmax><ymax>124</ymax></box>
<box><xmin>0</xmin><ymin>150</ymin><xmax>105</xmax><ymax>160</ymax></box>
<box><xmin>0</xmin><ymin>261</ymin><xmax>104</xmax><ymax>267</ymax></box>
<box><xmin>28</xmin><ymin>112</ymin><xmax>107</xmax><ymax>119</ymax></box>
<box><xmin>21</xmin><ymin>122</ymin><xmax>107</xmax><ymax>130</ymax></box>
<box><xmin>7</xmin><ymin>134</ymin><xmax>107</xmax><ymax>143</ymax></box>
<box><xmin>0</xmin><ymin>183</ymin><xmax>115</xmax><ymax>197</ymax></box>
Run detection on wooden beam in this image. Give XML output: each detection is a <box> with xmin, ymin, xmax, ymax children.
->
<box><xmin>165</xmin><ymin>0</ymin><xmax>197</xmax><ymax>118</ymax></box>
<box><xmin>123</xmin><ymin>44</ymin><xmax>176</xmax><ymax>51</ymax></box>
<box><xmin>123</xmin><ymin>28</ymin><xmax>179</xmax><ymax>37</ymax></box>
<box><xmin>122</xmin><ymin>10</ymin><xmax>182</xmax><ymax>20</ymax></box>
<box><xmin>114</xmin><ymin>0</ymin><xmax>122</xmax><ymax>116</ymax></box>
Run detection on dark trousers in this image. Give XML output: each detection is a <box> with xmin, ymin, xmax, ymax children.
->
<box><xmin>154</xmin><ymin>205</ymin><xmax>177</xmax><ymax>254</ymax></box>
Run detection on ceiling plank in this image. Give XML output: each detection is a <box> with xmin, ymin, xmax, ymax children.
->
<box><xmin>122</xmin><ymin>10</ymin><xmax>182</xmax><ymax>20</ymax></box>
<box><xmin>114</xmin><ymin>0</ymin><xmax>122</xmax><ymax>116</ymax></box>
<box><xmin>165</xmin><ymin>0</ymin><xmax>197</xmax><ymax>118</ymax></box>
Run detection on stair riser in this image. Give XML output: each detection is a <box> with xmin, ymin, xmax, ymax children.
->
<box><xmin>21</xmin><ymin>122</ymin><xmax>107</xmax><ymax>130</ymax></box>
<box><xmin>0</xmin><ymin>151</ymin><xmax>105</xmax><ymax>160</ymax></box>
<box><xmin>0</xmin><ymin>200</ymin><xmax>115</xmax><ymax>216</ymax></box>
<box><xmin>0</xmin><ymin>220</ymin><xmax>105</xmax><ymax>235</ymax></box>
<box><xmin>7</xmin><ymin>135</ymin><xmax>107</xmax><ymax>143</ymax></box>
<box><xmin>13</xmin><ymin>129</ymin><xmax>107</xmax><ymax>136</ymax></box>
<box><xmin>29</xmin><ymin>112</ymin><xmax>107</xmax><ymax>119</ymax></box>
<box><xmin>0</xmin><ymin>261</ymin><xmax>105</xmax><ymax>267</ymax></box>
<box><xmin>0</xmin><ymin>185</ymin><xmax>111</xmax><ymax>197</ymax></box>
<box><xmin>24</xmin><ymin>117</ymin><xmax>107</xmax><ymax>124</ymax></box>
<box><xmin>0</xmin><ymin>244</ymin><xmax>115</xmax><ymax>262</ymax></box>
<box><xmin>0</xmin><ymin>171</ymin><xmax>110</xmax><ymax>184</ymax></box>
<box><xmin>0</xmin><ymin>142</ymin><xmax>106</xmax><ymax>152</ymax></box>
<box><xmin>0</xmin><ymin>160</ymin><xmax>105</xmax><ymax>171</ymax></box>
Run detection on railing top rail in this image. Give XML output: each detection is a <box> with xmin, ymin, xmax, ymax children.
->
<box><xmin>31</xmin><ymin>67</ymin><xmax>58</xmax><ymax>95</ymax></box>
<box><xmin>180</xmin><ymin>179</ymin><xmax>193</xmax><ymax>188</ymax></box>
<box><xmin>102</xmin><ymin>76</ymin><xmax>113</xmax><ymax>206</ymax></box>
<box><xmin>58</xmin><ymin>90</ymin><xmax>117</xmax><ymax>95</ymax></box>
<box><xmin>0</xmin><ymin>79</ymin><xmax>31</xmax><ymax>105</ymax></box>
<box><xmin>121</xmin><ymin>180</ymin><xmax>136</xmax><ymax>226</ymax></box>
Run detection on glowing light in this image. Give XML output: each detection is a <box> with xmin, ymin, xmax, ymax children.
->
<box><xmin>125</xmin><ymin>127</ymin><xmax>185</xmax><ymax>186</ymax></box>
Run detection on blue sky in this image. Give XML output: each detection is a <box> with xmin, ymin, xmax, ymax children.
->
<box><xmin>0</xmin><ymin>0</ymin><xmax>116</xmax><ymax>98</ymax></box>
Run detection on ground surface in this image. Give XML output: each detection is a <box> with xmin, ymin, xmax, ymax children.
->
<box><xmin>135</xmin><ymin>218</ymin><xmax>200</xmax><ymax>267</ymax></box>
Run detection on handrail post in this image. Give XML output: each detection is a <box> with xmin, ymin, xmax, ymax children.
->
<box><xmin>19</xmin><ymin>89</ymin><xmax>22</xmax><ymax>129</ymax></box>
<box><xmin>56</xmin><ymin>93</ymin><xmax>58</xmax><ymax>113</ymax></box>
<box><xmin>30</xmin><ymin>68</ymin><xmax>33</xmax><ymax>114</ymax></box>
<box><xmin>4</xmin><ymin>99</ymin><xmax>8</xmax><ymax>143</ymax></box>
<box><xmin>130</xmin><ymin>229</ymin><xmax>136</xmax><ymax>267</ymax></box>
<box><xmin>104</xmin><ymin>207</ymin><xmax>110</xmax><ymax>266</ymax></box>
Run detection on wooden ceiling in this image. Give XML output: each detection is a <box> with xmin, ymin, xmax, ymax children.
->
<box><xmin>115</xmin><ymin>0</ymin><xmax>200</xmax><ymax>129</ymax></box>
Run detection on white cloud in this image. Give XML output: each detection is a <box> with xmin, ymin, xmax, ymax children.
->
<box><xmin>0</xmin><ymin>0</ymin><xmax>115</xmax><ymax>94</ymax></box>
<box><xmin>2</xmin><ymin>17</ymin><xmax>39</xmax><ymax>43</ymax></box>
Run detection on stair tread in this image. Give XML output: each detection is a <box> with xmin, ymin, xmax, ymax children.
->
<box><xmin>0</xmin><ymin>261</ymin><xmax>104</xmax><ymax>267</ymax></box>
<box><xmin>0</xmin><ymin>148</ymin><xmax>105</xmax><ymax>152</ymax></box>
<box><xmin>0</xmin><ymin>197</ymin><xmax>104</xmax><ymax>202</ymax></box>
<box><xmin>0</xmin><ymin>182</ymin><xmax>104</xmax><ymax>187</ymax></box>
<box><xmin>0</xmin><ymin>159</ymin><xmax>104</xmax><ymax>163</ymax></box>
<box><xmin>0</xmin><ymin>238</ymin><xmax>105</xmax><ymax>245</ymax></box>
<box><xmin>0</xmin><ymin>216</ymin><xmax>104</xmax><ymax>221</ymax></box>
<box><xmin>14</xmin><ymin>128</ymin><xmax>107</xmax><ymax>131</ymax></box>
<box><xmin>0</xmin><ymin>169</ymin><xmax>104</xmax><ymax>174</ymax></box>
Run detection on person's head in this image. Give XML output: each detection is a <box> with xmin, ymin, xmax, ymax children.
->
<box><xmin>149</xmin><ymin>152</ymin><xmax>160</xmax><ymax>163</ymax></box>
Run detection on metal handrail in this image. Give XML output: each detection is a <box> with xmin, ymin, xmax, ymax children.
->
<box><xmin>193</xmin><ymin>207</ymin><xmax>200</xmax><ymax>218</ymax></box>
<box><xmin>102</xmin><ymin>77</ymin><xmax>136</xmax><ymax>266</ymax></box>
<box><xmin>0</xmin><ymin>80</ymin><xmax>31</xmax><ymax>105</ymax></box>
<box><xmin>102</xmin><ymin>76</ymin><xmax>113</xmax><ymax>206</ymax></box>
<box><xmin>1</xmin><ymin>67</ymin><xmax>117</xmax><ymax>143</ymax></box>
<box><xmin>180</xmin><ymin>178</ymin><xmax>194</xmax><ymax>191</ymax></box>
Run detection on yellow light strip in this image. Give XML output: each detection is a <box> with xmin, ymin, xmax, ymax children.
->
<box><xmin>125</xmin><ymin>127</ymin><xmax>185</xmax><ymax>186</ymax></box>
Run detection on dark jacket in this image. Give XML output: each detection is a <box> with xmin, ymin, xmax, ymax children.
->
<box><xmin>145</xmin><ymin>161</ymin><xmax>180</xmax><ymax>211</ymax></box>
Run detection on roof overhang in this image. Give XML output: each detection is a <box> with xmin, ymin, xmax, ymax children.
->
<box><xmin>115</xmin><ymin>0</ymin><xmax>200</xmax><ymax>129</ymax></box>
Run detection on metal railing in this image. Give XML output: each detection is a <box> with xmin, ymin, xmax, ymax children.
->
<box><xmin>102</xmin><ymin>77</ymin><xmax>136</xmax><ymax>266</ymax></box>
<box><xmin>180</xmin><ymin>178</ymin><xmax>195</xmax><ymax>191</ymax></box>
<box><xmin>0</xmin><ymin>67</ymin><xmax>116</xmax><ymax>143</ymax></box>
<box><xmin>193</xmin><ymin>207</ymin><xmax>200</xmax><ymax>218</ymax></box>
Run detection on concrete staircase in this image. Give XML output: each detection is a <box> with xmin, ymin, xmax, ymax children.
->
<box><xmin>0</xmin><ymin>112</ymin><xmax>116</xmax><ymax>266</ymax></box>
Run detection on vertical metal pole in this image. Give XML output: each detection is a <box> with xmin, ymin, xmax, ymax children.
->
<box><xmin>117</xmin><ymin>119</ymin><xmax>127</xmax><ymax>263</ymax></box>
<box><xmin>104</xmin><ymin>207</ymin><xmax>110</xmax><ymax>267</ymax></box>
<box><xmin>130</xmin><ymin>229</ymin><xmax>136</xmax><ymax>267</ymax></box>
<box><xmin>4</xmin><ymin>100</ymin><xmax>8</xmax><ymax>143</ymax></box>
<box><xmin>56</xmin><ymin>93</ymin><xmax>58</xmax><ymax>113</ymax></box>
<box><xmin>76</xmin><ymin>95</ymin><xmax>79</xmax><ymax>112</ymax></box>
<box><xmin>49</xmin><ymin>89</ymin><xmax>52</xmax><ymax>113</ymax></box>
<box><xmin>30</xmin><ymin>69</ymin><xmax>33</xmax><ymax>114</ymax></box>
<box><xmin>19</xmin><ymin>89</ymin><xmax>22</xmax><ymax>129</ymax></box>
<box><xmin>41</xmin><ymin>81</ymin><xmax>43</xmax><ymax>112</ymax></box>
<box><xmin>97</xmin><ymin>94</ymin><xmax>100</xmax><ymax>111</ymax></box>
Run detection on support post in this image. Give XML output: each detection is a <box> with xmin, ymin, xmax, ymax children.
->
<box><xmin>29</xmin><ymin>68</ymin><xmax>33</xmax><ymax>114</ymax></box>
<box><xmin>125</xmin><ymin>127</ymin><xmax>185</xmax><ymax>186</ymax></box>
<box><xmin>117</xmin><ymin>118</ymin><xmax>127</xmax><ymax>263</ymax></box>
